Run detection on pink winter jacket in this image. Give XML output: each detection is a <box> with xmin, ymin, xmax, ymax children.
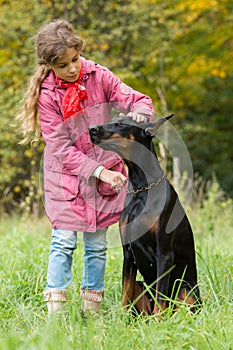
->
<box><xmin>38</xmin><ymin>57</ymin><xmax>154</xmax><ymax>231</ymax></box>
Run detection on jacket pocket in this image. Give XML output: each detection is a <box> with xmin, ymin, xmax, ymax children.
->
<box><xmin>44</xmin><ymin>169</ymin><xmax>79</xmax><ymax>201</ymax></box>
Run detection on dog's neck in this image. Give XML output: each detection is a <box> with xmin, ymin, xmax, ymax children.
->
<box><xmin>124</xmin><ymin>141</ymin><xmax>164</xmax><ymax>189</ymax></box>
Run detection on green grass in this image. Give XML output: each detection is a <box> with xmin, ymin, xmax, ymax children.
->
<box><xmin>0</xmin><ymin>186</ymin><xmax>233</xmax><ymax>350</ymax></box>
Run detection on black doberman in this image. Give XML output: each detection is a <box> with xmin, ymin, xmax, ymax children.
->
<box><xmin>89</xmin><ymin>115</ymin><xmax>201</xmax><ymax>316</ymax></box>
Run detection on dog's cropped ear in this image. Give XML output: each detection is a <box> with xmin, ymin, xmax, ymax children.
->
<box><xmin>145</xmin><ymin>114</ymin><xmax>174</xmax><ymax>137</ymax></box>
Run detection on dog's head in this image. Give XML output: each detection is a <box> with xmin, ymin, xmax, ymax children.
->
<box><xmin>89</xmin><ymin>114</ymin><xmax>174</xmax><ymax>158</ymax></box>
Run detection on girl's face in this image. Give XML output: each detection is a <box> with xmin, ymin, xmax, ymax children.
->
<box><xmin>52</xmin><ymin>47</ymin><xmax>81</xmax><ymax>82</ymax></box>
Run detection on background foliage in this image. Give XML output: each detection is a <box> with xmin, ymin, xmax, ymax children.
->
<box><xmin>0</xmin><ymin>0</ymin><xmax>232</xmax><ymax>214</ymax></box>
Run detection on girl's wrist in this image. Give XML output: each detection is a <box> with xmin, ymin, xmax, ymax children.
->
<box><xmin>92</xmin><ymin>165</ymin><xmax>105</xmax><ymax>178</ymax></box>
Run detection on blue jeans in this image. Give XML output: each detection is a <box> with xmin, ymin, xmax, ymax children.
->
<box><xmin>46</xmin><ymin>228</ymin><xmax>107</xmax><ymax>291</ymax></box>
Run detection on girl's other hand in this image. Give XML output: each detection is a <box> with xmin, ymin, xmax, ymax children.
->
<box><xmin>99</xmin><ymin>169</ymin><xmax>127</xmax><ymax>191</ymax></box>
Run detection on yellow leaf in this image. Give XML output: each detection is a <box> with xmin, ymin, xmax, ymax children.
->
<box><xmin>13</xmin><ymin>185</ymin><xmax>21</xmax><ymax>193</ymax></box>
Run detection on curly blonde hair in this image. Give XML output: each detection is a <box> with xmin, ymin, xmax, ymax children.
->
<box><xmin>17</xmin><ymin>19</ymin><xmax>84</xmax><ymax>144</ymax></box>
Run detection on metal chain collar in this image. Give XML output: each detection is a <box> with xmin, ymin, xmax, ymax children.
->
<box><xmin>112</xmin><ymin>173</ymin><xmax>165</xmax><ymax>194</ymax></box>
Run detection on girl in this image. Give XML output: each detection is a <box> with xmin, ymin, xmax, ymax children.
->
<box><xmin>18</xmin><ymin>19</ymin><xmax>154</xmax><ymax>315</ymax></box>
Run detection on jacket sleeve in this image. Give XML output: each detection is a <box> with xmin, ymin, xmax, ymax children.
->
<box><xmin>38</xmin><ymin>90</ymin><xmax>100</xmax><ymax>180</ymax></box>
<box><xmin>100</xmin><ymin>67</ymin><xmax>154</xmax><ymax>119</ymax></box>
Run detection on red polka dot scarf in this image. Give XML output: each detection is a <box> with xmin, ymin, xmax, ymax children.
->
<box><xmin>55</xmin><ymin>64</ymin><xmax>88</xmax><ymax>122</ymax></box>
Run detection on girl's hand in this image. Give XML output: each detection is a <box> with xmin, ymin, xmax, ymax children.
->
<box><xmin>119</xmin><ymin>112</ymin><xmax>148</xmax><ymax>123</ymax></box>
<box><xmin>99</xmin><ymin>168</ymin><xmax>127</xmax><ymax>191</ymax></box>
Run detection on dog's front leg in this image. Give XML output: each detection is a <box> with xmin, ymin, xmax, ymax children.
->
<box><xmin>122</xmin><ymin>244</ymin><xmax>137</xmax><ymax>309</ymax></box>
<box><xmin>153</xmin><ymin>237</ymin><xmax>175</xmax><ymax>315</ymax></box>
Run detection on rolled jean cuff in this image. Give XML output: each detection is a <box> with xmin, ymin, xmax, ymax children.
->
<box><xmin>43</xmin><ymin>289</ymin><xmax>67</xmax><ymax>302</ymax></box>
<box><xmin>80</xmin><ymin>287</ymin><xmax>104</xmax><ymax>302</ymax></box>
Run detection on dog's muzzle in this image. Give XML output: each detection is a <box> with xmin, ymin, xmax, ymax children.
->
<box><xmin>89</xmin><ymin>125</ymin><xmax>112</xmax><ymax>144</ymax></box>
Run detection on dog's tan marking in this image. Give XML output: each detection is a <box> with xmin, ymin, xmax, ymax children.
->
<box><xmin>129</xmin><ymin>134</ymin><xmax>135</xmax><ymax>141</ymax></box>
<box><xmin>149</xmin><ymin>221</ymin><xmax>159</xmax><ymax>234</ymax></box>
<box><xmin>177</xmin><ymin>288</ymin><xmax>196</xmax><ymax>310</ymax></box>
<box><xmin>122</xmin><ymin>275</ymin><xmax>137</xmax><ymax>308</ymax></box>
<box><xmin>107</xmin><ymin>133</ymin><xmax>122</xmax><ymax>139</ymax></box>
<box><xmin>132</xmin><ymin>282</ymin><xmax>152</xmax><ymax>315</ymax></box>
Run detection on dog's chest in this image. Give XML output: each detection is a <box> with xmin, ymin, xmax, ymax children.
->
<box><xmin>123</xmin><ymin>192</ymin><xmax>147</xmax><ymax>220</ymax></box>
